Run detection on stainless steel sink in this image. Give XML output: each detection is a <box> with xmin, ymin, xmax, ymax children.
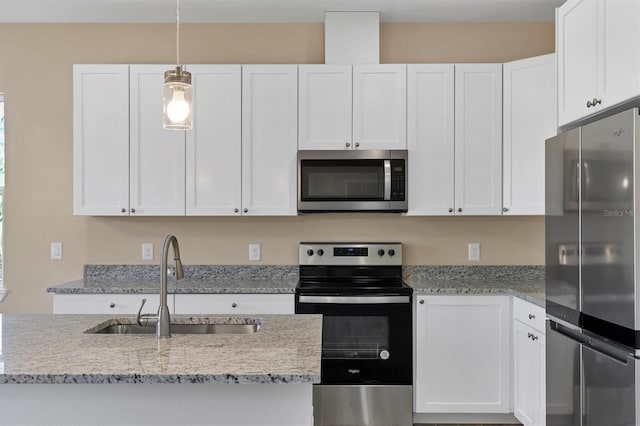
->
<box><xmin>88</xmin><ymin>320</ymin><xmax>261</xmax><ymax>335</ymax></box>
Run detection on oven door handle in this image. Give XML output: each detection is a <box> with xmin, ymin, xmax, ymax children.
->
<box><xmin>298</xmin><ymin>295</ymin><xmax>411</xmax><ymax>304</ymax></box>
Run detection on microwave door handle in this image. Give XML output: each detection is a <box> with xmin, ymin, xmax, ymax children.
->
<box><xmin>384</xmin><ymin>160</ymin><xmax>391</xmax><ymax>201</ymax></box>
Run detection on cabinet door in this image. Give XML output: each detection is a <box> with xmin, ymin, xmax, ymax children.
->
<box><xmin>241</xmin><ymin>65</ymin><xmax>298</xmax><ymax>216</ymax></box>
<box><xmin>298</xmin><ymin>65</ymin><xmax>352</xmax><ymax>150</ymax></box>
<box><xmin>406</xmin><ymin>64</ymin><xmax>455</xmax><ymax>215</ymax></box>
<box><xmin>557</xmin><ymin>0</ymin><xmax>598</xmax><ymax>126</ymax></box>
<box><xmin>514</xmin><ymin>320</ymin><xmax>546</xmax><ymax>426</ymax></box>
<box><xmin>130</xmin><ymin>65</ymin><xmax>186</xmax><ymax>216</ymax></box>
<box><xmin>53</xmin><ymin>294</ymin><xmax>169</xmax><ymax>314</ymax></box>
<box><xmin>414</xmin><ymin>295</ymin><xmax>511</xmax><ymax>413</ymax></box>
<box><xmin>186</xmin><ymin>65</ymin><xmax>242</xmax><ymax>216</ymax></box>
<box><xmin>454</xmin><ymin>64</ymin><xmax>503</xmax><ymax>215</ymax></box>
<box><xmin>73</xmin><ymin>65</ymin><xmax>130</xmax><ymax>216</ymax></box>
<box><xmin>174</xmin><ymin>294</ymin><xmax>294</xmax><ymax>314</ymax></box>
<box><xmin>503</xmin><ymin>54</ymin><xmax>557</xmax><ymax>216</ymax></box>
<box><xmin>598</xmin><ymin>0</ymin><xmax>640</xmax><ymax>110</ymax></box>
<box><xmin>353</xmin><ymin>64</ymin><xmax>407</xmax><ymax>150</ymax></box>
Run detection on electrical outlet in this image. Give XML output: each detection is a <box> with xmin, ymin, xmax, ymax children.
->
<box><xmin>142</xmin><ymin>243</ymin><xmax>154</xmax><ymax>260</ymax></box>
<box><xmin>50</xmin><ymin>242</ymin><xmax>63</xmax><ymax>260</ymax></box>
<box><xmin>468</xmin><ymin>243</ymin><xmax>480</xmax><ymax>261</ymax></box>
<box><xmin>249</xmin><ymin>243</ymin><xmax>261</xmax><ymax>261</ymax></box>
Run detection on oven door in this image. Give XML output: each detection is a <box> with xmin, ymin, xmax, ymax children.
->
<box><xmin>295</xmin><ymin>293</ymin><xmax>412</xmax><ymax>385</ymax></box>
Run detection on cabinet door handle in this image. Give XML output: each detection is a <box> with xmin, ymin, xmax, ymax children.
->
<box><xmin>528</xmin><ymin>313</ymin><xmax>535</xmax><ymax>320</ymax></box>
<box><xmin>109</xmin><ymin>303</ymin><xmax>116</xmax><ymax>308</ymax></box>
<box><xmin>131</xmin><ymin>208</ymin><xmax>136</xmax><ymax>213</ymax></box>
<box><xmin>243</xmin><ymin>208</ymin><xmax>248</xmax><ymax>213</ymax></box>
<box><xmin>232</xmin><ymin>302</ymin><xmax>237</xmax><ymax>308</ymax></box>
<box><xmin>457</xmin><ymin>208</ymin><xmax>462</xmax><ymax>213</ymax></box>
<box><xmin>587</xmin><ymin>98</ymin><xmax>602</xmax><ymax>108</ymax></box>
<box><xmin>503</xmin><ymin>207</ymin><xmax>509</xmax><ymax>212</ymax></box>
<box><xmin>345</xmin><ymin>142</ymin><xmax>351</xmax><ymax>148</ymax></box>
<box><xmin>419</xmin><ymin>299</ymin><xmax>425</xmax><ymax>304</ymax></box>
<box><xmin>121</xmin><ymin>208</ymin><xmax>126</xmax><ymax>213</ymax></box>
<box><xmin>234</xmin><ymin>208</ymin><xmax>239</xmax><ymax>213</ymax></box>
<box><xmin>355</xmin><ymin>142</ymin><xmax>360</xmax><ymax>148</ymax></box>
<box><xmin>448</xmin><ymin>208</ymin><xmax>453</xmax><ymax>213</ymax></box>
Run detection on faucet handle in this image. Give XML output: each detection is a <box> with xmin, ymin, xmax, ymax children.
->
<box><xmin>136</xmin><ymin>298</ymin><xmax>157</xmax><ymax>327</ymax></box>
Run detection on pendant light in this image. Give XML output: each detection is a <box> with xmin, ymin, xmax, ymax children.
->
<box><xmin>163</xmin><ymin>0</ymin><xmax>193</xmax><ymax>130</ymax></box>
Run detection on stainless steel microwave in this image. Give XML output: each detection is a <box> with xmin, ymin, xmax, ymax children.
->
<box><xmin>297</xmin><ymin>150</ymin><xmax>408</xmax><ymax>212</ymax></box>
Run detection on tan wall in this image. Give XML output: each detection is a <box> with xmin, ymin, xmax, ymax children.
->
<box><xmin>0</xmin><ymin>22</ymin><xmax>553</xmax><ymax>313</ymax></box>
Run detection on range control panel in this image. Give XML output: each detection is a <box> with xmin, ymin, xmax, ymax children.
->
<box><xmin>299</xmin><ymin>242</ymin><xmax>402</xmax><ymax>266</ymax></box>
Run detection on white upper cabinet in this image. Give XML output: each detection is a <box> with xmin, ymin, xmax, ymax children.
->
<box><xmin>454</xmin><ymin>64</ymin><xmax>503</xmax><ymax>215</ymax></box>
<box><xmin>406</xmin><ymin>64</ymin><xmax>455</xmax><ymax>215</ymax></box>
<box><xmin>242</xmin><ymin>65</ymin><xmax>298</xmax><ymax>216</ymax></box>
<box><xmin>299</xmin><ymin>64</ymin><xmax>407</xmax><ymax>150</ymax></box>
<box><xmin>503</xmin><ymin>54</ymin><xmax>557</xmax><ymax>216</ymax></box>
<box><xmin>557</xmin><ymin>0</ymin><xmax>640</xmax><ymax>127</ymax></box>
<box><xmin>298</xmin><ymin>65</ymin><xmax>352</xmax><ymax>150</ymax></box>
<box><xmin>73</xmin><ymin>64</ymin><xmax>130</xmax><ymax>216</ymax></box>
<box><xmin>186</xmin><ymin>65</ymin><xmax>242</xmax><ymax>216</ymax></box>
<box><xmin>407</xmin><ymin>63</ymin><xmax>502</xmax><ymax>216</ymax></box>
<box><xmin>130</xmin><ymin>65</ymin><xmax>186</xmax><ymax>216</ymax></box>
<box><xmin>353</xmin><ymin>64</ymin><xmax>407</xmax><ymax>150</ymax></box>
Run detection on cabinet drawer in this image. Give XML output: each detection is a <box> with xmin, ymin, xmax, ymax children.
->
<box><xmin>513</xmin><ymin>297</ymin><xmax>545</xmax><ymax>333</ymax></box>
<box><xmin>174</xmin><ymin>294</ymin><xmax>294</xmax><ymax>315</ymax></box>
<box><xmin>53</xmin><ymin>294</ymin><xmax>166</xmax><ymax>314</ymax></box>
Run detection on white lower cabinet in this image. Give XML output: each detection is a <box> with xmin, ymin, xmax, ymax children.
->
<box><xmin>53</xmin><ymin>294</ymin><xmax>168</xmax><ymax>314</ymax></box>
<box><xmin>513</xmin><ymin>298</ymin><xmax>546</xmax><ymax>426</ymax></box>
<box><xmin>173</xmin><ymin>294</ymin><xmax>294</xmax><ymax>315</ymax></box>
<box><xmin>414</xmin><ymin>295</ymin><xmax>512</xmax><ymax>413</ymax></box>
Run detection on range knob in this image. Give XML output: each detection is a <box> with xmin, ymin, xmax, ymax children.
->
<box><xmin>307</xmin><ymin>249</ymin><xmax>314</xmax><ymax>256</ymax></box>
<box><xmin>378</xmin><ymin>249</ymin><xmax>385</xmax><ymax>256</ymax></box>
<box><xmin>388</xmin><ymin>249</ymin><xmax>395</xmax><ymax>257</ymax></box>
<box><xmin>317</xmin><ymin>249</ymin><xmax>324</xmax><ymax>256</ymax></box>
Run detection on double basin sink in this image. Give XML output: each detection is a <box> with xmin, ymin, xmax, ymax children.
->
<box><xmin>87</xmin><ymin>318</ymin><xmax>261</xmax><ymax>335</ymax></box>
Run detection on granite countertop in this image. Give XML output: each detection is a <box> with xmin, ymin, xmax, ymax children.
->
<box><xmin>0</xmin><ymin>314</ymin><xmax>322</xmax><ymax>385</ymax></box>
<box><xmin>48</xmin><ymin>278</ymin><xmax>298</xmax><ymax>294</ymax></box>
<box><xmin>47</xmin><ymin>265</ymin><xmax>546</xmax><ymax>307</ymax></box>
<box><xmin>404</xmin><ymin>265</ymin><xmax>545</xmax><ymax>307</ymax></box>
<box><xmin>47</xmin><ymin>265</ymin><xmax>299</xmax><ymax>295</ymax></box>
<box><xmin>407</xmin><ymin>279</ymin><xmax>545</xmax><ymax>307</ymax></box>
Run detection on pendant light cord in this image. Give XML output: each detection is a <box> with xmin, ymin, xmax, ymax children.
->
<box><xmin>176</xmin><ymin>0</ymin><xmax>180</xmax><ymax>67</ymax></box>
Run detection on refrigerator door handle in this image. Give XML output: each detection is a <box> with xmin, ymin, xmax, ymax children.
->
<box><xmin>583</xmin><ymin>333</ymin><xmax>635</xmax><ymax>366</ymax></box>
<box><xmin>550</xmin><ymin>320</ymin><xmax>589</xmax><ymax>345</ymax></box>
<box><xmin>552</xmin><ymin>320</ymin><xmax>635</xmax><ymax>365</ymax></box>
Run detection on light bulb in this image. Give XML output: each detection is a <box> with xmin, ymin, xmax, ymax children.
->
<box><xmin>166</xmin><ymin>89</ymin><xmax>190</xmax><ymax>123</ymax></box>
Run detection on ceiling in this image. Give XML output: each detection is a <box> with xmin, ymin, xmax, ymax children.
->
<box><xmin>0</xmin><ymin>0</ymin><xmax>562</xmax><ymax>23</ymax></box>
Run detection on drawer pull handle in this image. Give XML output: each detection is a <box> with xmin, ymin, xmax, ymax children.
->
<box><xmin>528</xmin><ymin>314</ymin><xmax>535</xmax><ymax>320</ymax></box>
<box><xmin>419</xmin><ymin>299</ymin><xmax>425</xmax><ymax>304</ymax></box>
<box><xmin>109</xmin><ymin>303</ymin><xmax>116</xmax><ymax>308</ymax></box>
<box><xmin>232</xmin><ymin>302</ymin><xmax>237</xmax><ymax>308</ymax></box>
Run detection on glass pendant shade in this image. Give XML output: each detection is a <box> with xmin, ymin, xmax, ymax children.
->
<box><xmin>163</xmin><ymin>66</ymin><xmax>193</xmax><ymax>130</ymax></box>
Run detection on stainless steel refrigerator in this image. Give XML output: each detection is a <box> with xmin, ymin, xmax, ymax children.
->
<box><xmin>546</xmin><ymin>107</ymin><xmax>640</xmax><ymax>426</ymax></box>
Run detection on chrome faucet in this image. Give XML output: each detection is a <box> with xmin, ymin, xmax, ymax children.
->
<box><xmin>137</xmin><ymin>234</ymin><xmax>184</xmax><ymax>338</ymax></box>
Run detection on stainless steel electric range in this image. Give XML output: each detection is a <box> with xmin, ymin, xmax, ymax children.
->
<box><xmin>295</xmin><ymin>242</ymin><xmax>413</xmax><ymax>426</ymax></box>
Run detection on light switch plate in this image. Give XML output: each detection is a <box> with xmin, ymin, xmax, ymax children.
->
<box><xmin>468</xmin><ymin>243</ymin><xmax>480</xmax><ymax>261</ymax></box>
<box><xmin>50</xmin><ymin>242</ymin><xmax>63</xmax><ymax>260</ymax></box>
<box><xmin>249</xmin><ymin>243</ymin><xmax>261</xmax><ymax>261</ymax></box>
<box><xmin>142</xmin><ymin>243</ymin><xmax>153</xmax><ymax>260</ymax></box>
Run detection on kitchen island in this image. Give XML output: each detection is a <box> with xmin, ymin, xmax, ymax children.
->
<box><xmin>0</xmin><ymin>313</ymin><xmax>322</xmax><ymax>426</ymax></box>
